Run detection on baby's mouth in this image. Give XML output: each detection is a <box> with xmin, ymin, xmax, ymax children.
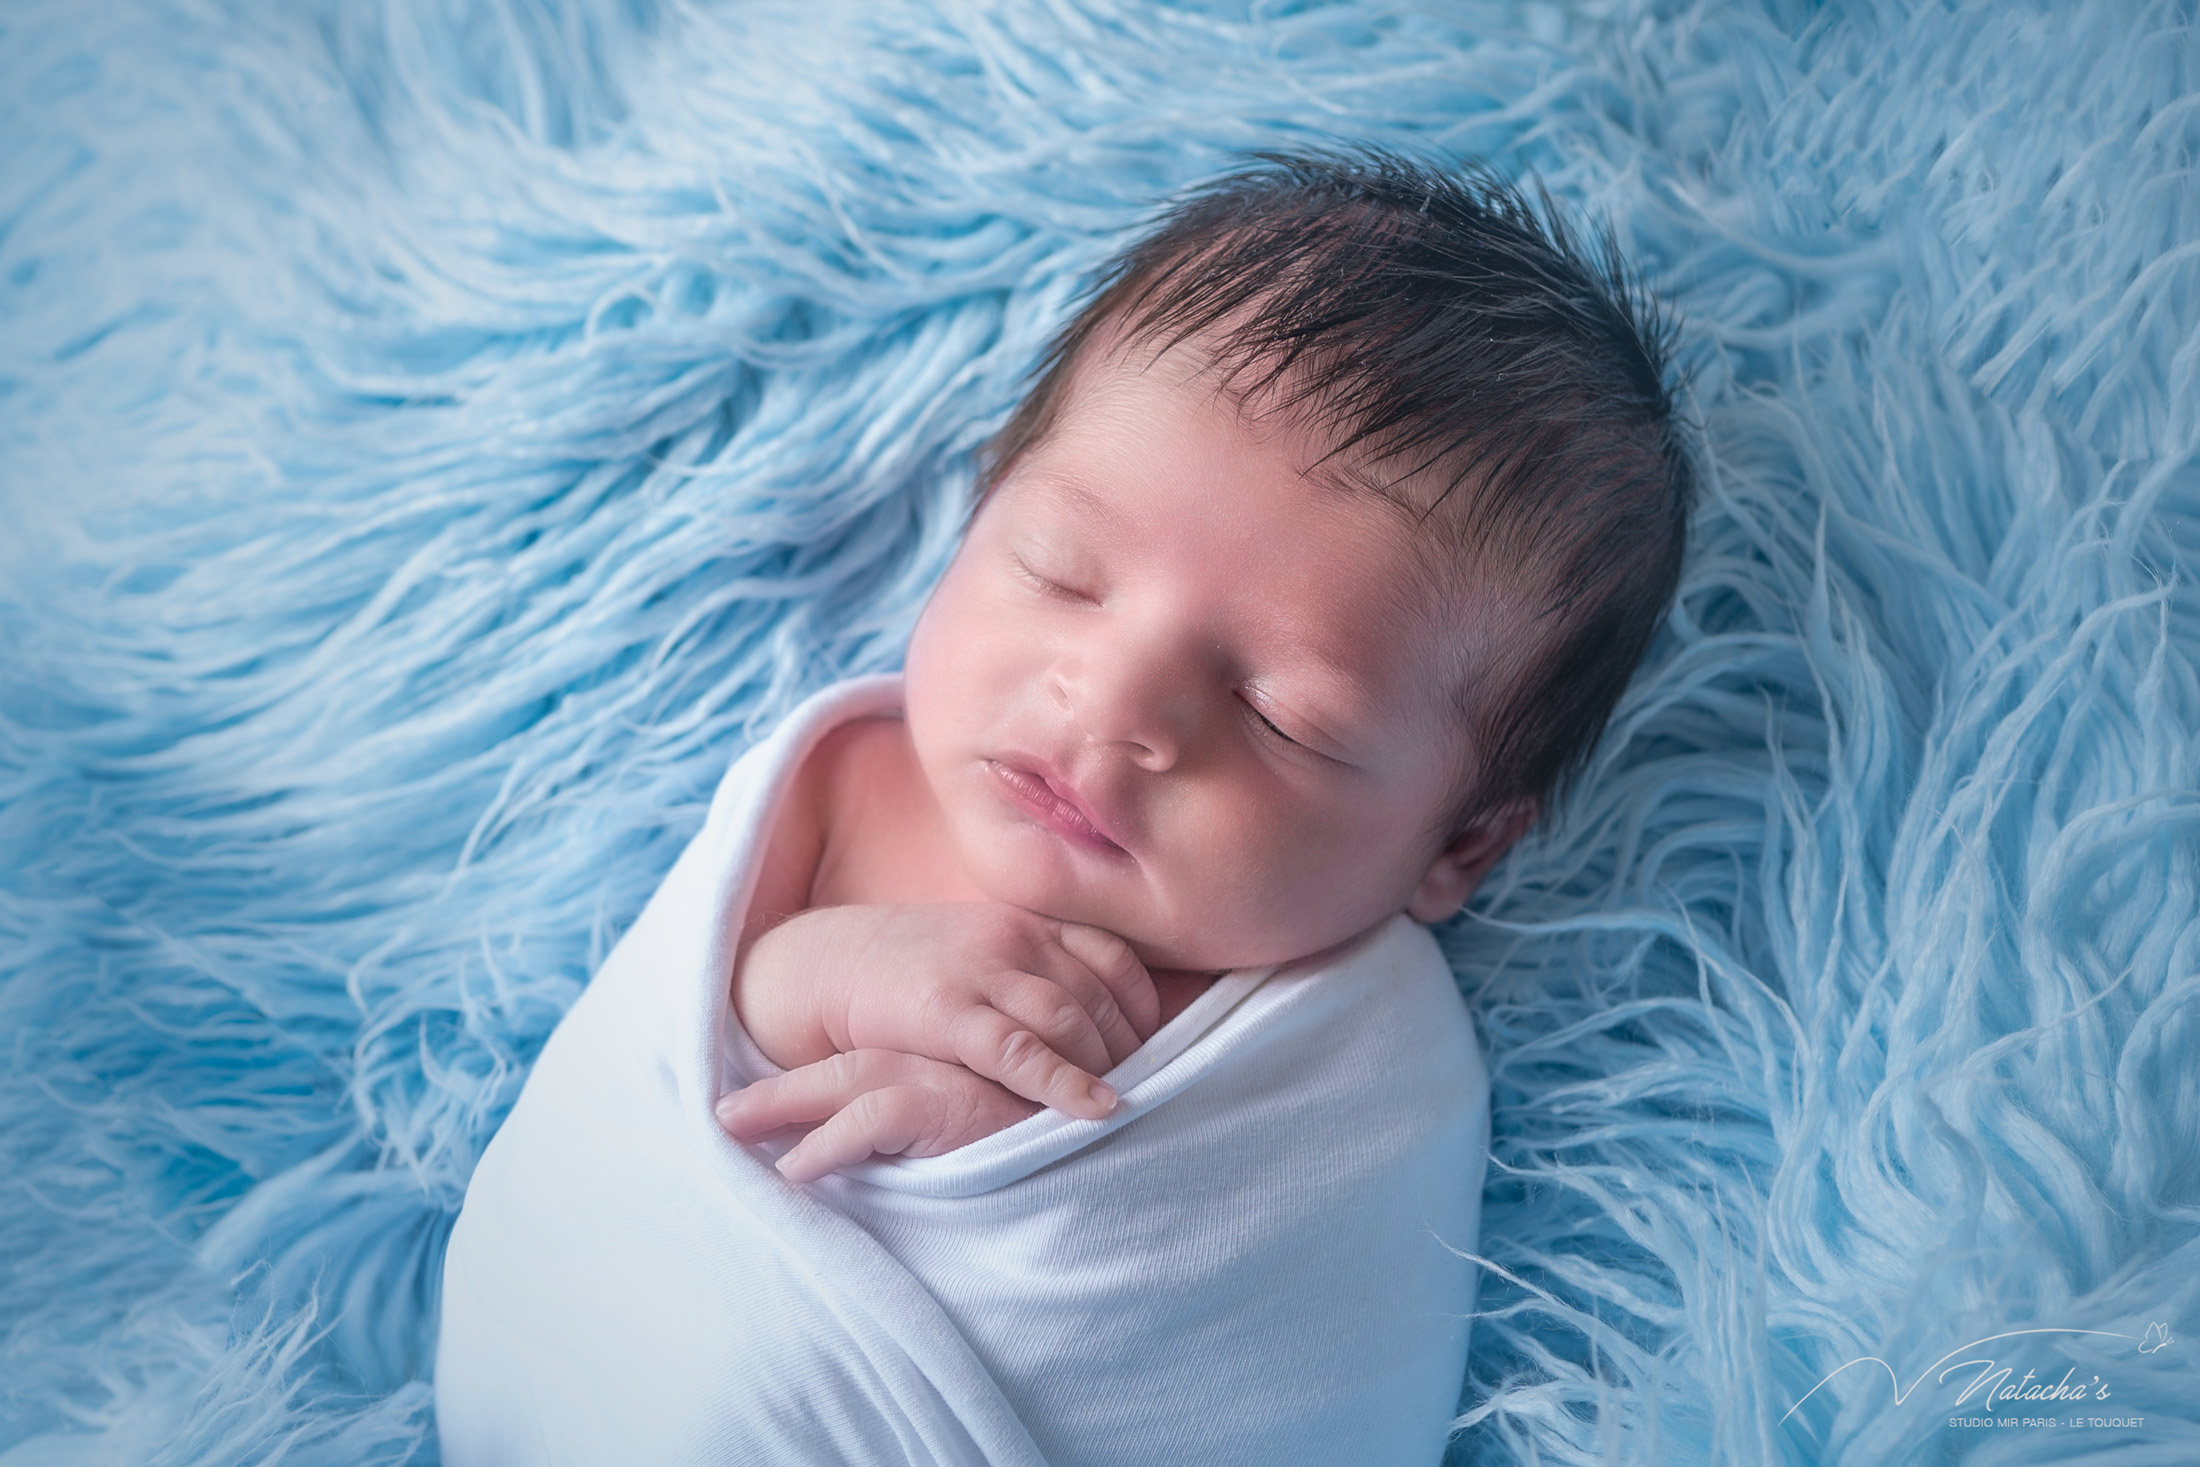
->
<box><xmin>985</xmin><ymin>759</ymin><xmax>1129</xmax><ymax>857</ymax></box>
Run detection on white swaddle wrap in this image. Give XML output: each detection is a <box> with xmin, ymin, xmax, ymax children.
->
<box><xmin>436</xmin><ymin>675</ymin><xmax>1491</xmax><ymax>1467</ymax></box>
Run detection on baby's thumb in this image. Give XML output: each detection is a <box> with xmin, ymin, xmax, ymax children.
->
<box><xmin>1055</xmin><ymin>921</ymin><xmax>1160</xmax><ymax>1040</ymax></box>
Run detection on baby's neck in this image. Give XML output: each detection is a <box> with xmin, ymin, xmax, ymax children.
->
<box><xmin>805</xmin><ymin>713</ymin><xmax>1218</xmax><ymax>1027</ymax></box>
<box><xmin>805</xmin><ymin>714</ymin><xmax>989</xmax><ymax>910</ymax></box>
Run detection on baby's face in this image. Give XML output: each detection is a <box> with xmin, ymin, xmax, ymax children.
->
<box><xmin>905</xmin><ymin>335</ymin><xmax>1508</xmax><ymax>972</ymax></box>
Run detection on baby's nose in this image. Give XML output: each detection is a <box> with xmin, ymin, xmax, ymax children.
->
<box><xmin>1054</xmin><ymin>653</ymin><xmax>1193</xmax><ymax>773</ymax></box>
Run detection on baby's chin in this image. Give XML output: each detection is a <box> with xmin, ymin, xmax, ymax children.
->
<box><xmin>957</xmin><ymin>854</ymin><xmax>1322</xmax><ymax>974</ymax></box>
<box><xmin>948</xmin><ymin>813</ymin><xmax>1401</xmax><ymax>972</ymax></box>
<box><xmin>954</xmin><ymin>845</ymin><xmax>1207</xmax><ymax>969</ymax></box>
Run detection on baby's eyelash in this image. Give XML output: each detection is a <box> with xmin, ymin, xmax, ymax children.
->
<box><xmin>1244</xmin><ymin>700</ymin><xmax>1299</xmax><ymax>747</ymax></box>
<box><xmin>1013</xmin><ymin>557</ymin><xmax>1081</xmax><ymax>598</ymax></box>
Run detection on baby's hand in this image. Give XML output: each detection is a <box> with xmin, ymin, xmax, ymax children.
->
<box><xmin>715</xmin><ymin>1049</ymin><xmax>1041</xmax><ymax>1182</ymax></box>
<box><xmin>732</xmin><ymin>903</ymin><xmax>1160</xmax><ymax>1122</ymax></box>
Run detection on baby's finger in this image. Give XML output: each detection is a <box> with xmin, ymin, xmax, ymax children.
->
<box><xmin>715</xmin><ymin>1052</ymin><xmax>897</xmax><ymax>1139</ymax></box>
<box><xmin>775</xmin><ymin>1086</ymin><xmax>934</xmax><ymax>1184</ymax></box>
<box><xmin>1015</xmin><ymin>943</ymin><xmax>1145</xmax><ymax>1068</ymax></box>
<box><xmin>980</xmin><ymin>968</ymin><xmax>1115</xmax><ymax>1077</ymax></box>
<box><xmin>948</xmin><ymin>1005</ymin><xmax>1117</xmax><ymax>1121</ymax></box>
<box><xmin>1053</xmin><ymin>922</ymin><xmax>1162</xmax><ymax>1046</ymax></box>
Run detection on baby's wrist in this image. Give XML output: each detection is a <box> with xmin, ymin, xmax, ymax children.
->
<box><xmin>733</xmin><ymin>908</ymin><xmax>848</xmax><ymax>1070</ymax></box>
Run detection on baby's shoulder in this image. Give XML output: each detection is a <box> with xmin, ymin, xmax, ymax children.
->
<box><xmin>802</xmin><ymin>712</ymin><xmax>920</xmax><ymax>850</ymax></box>
<box><xmin>806</xmin><ymin>711</ymin><xmax>905</xmax><ymax>793</ymax></box>
<box><xmin>739</xmin><ymin>708</ymin><xmax>904</xmax><ymax>930</ymax></box>
<box><xmin>802</xmin><ymin>711</ymin><xmax>982</xmax><ymax>909</ymax></box>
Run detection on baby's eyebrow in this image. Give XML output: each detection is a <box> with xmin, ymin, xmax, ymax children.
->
<box><xmin>1030</xmin><ymin>473</ymin><xmax>1124</xmax><ymax>528</ymax></box>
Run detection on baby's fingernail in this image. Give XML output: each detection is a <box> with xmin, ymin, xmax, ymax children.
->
<box><xmin>1088</xmin><ymin>1082</ymin><xmax>1117</xmax><ymax>1114</ymax></box>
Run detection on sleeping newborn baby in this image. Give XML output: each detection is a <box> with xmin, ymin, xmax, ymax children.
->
<box><xmin>436</xmin><ymin>150</ymin><xmax>1689</xmax><ymax>1467</ymax></box>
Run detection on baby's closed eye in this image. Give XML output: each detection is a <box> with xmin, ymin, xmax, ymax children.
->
<box><xmin>1012</xmin><ymin>552</ymin><xmax>1095</xmax><ymax>603</ymax></box>
<box><xmin>1241</xmin><ymin>697</ymin><xmax>1299</xmax><ymax>745</ymax></box>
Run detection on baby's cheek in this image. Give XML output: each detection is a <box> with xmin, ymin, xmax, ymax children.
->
<box><xmin>1176</xmin><ymin>814</ymin><xmax>1322</xmax><ymax>932</ymax></box>
<box><xmin>1243</xmin><ymin>810</ymin><xmax>1409</xmax><ymax>931</ymax></box>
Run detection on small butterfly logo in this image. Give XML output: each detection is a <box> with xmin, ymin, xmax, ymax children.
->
<box><xmin>2139</xmin><ymin>1322</ymin><xmax>2173</xmax><ymax>1355</ymax></box>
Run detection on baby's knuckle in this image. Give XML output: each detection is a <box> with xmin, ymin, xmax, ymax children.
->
<box><xmin>851</xmin><ymin>1088</ymin><xmax>898</xmax><ymax>1131</ymax></box>
<box><xmin>898</xmin><ymin>1087</ymin><xmax>946</xmax><ymax>1152</ymax></box>
<box><xmin>995</xmin><ymin>1028</ymin><xmax>1049</xmax><ymax>1073</ymax></box>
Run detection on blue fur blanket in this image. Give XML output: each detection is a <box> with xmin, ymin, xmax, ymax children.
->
<box><xmin>4</xmin><ymin>2</ymin><xmax>2196</xmax><ymax>1462</ymax></box>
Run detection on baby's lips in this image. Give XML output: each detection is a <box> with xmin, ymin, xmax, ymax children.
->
<box><xmin>990</xmin><ymin>752</ymin><xmax>1132</xmax><ymax>854</ymax></box>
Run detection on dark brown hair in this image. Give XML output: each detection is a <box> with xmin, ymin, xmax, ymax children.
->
<box><xmin>984</xmin><ymin>148</ymin><xmax>1692</xmax><ymax>834</ymax></box>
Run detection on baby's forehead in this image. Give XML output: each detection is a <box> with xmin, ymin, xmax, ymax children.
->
<box><xmin>1071</xmin><ymin>330</ymin><xmax>1534</xmax><ymax>595</ymax></box>
<box><xmin>1057</xmin><ymin>319</ymin><xmax>1478</xmax><ymax>514</ymax></box>
<box><xmin>1076</xmin><ymin>310</ymin><xmax>1530</xmax><ymax>514</ymax></box>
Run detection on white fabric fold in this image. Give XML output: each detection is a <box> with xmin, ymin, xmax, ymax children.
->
<box><xmin>437</xmin><ymin>675</ymin><xmax>1491</xmax><ymax>1467</ymax></box>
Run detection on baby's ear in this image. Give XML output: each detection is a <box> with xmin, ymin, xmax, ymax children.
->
<box><xmin>1406</xmin><ymin>798</ymin><xmax>1538</xmax><ymax>923</ymax></box>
